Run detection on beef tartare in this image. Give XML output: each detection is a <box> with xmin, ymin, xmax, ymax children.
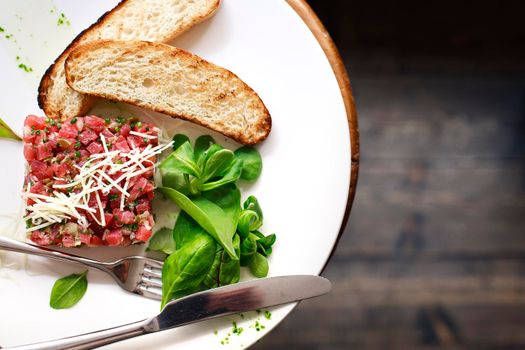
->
<box><xmin>22</xmin><ymin>115</ymin><xmax>171</xmax><ymax>247</ymax></box>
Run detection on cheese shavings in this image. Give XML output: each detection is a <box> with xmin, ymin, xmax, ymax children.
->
<box><xmin>23</xmin><ymin>133</ymin><xmax>173</xmax><ymax>233</ymax></box>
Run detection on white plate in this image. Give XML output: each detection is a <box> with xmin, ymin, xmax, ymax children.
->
<box><xmin>0</xmin><ymin>0</ymin><xmax>351</xmax><ymax>348</ymax></box>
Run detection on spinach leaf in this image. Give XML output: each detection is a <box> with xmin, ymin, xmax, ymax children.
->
<box><xmin>50</xmin><ymin>271</ymin><xmax>88</xmax><ymax>309</ymax></box>
<box><xmin>203</xmin><ymin>234</ymin><xmax>241</xmax><ymax>289</ymax></box>
<box><xmin>172</xmin><ymin>134</ymin><xmax>190</xmax><ymax>151</ymax></box>
<box><xmin>256</xmin><ymin>232</ymin><xmax>277</xmax><ymax>256</ymax></box>
<box><xmin>173</xmin><ymin>211</ymin><xmax>209</xmax><ymax>250</ymax></box>
<box><xmin>147</xmin><ymin>228</ymin><xmax>175</xmax><ymax>254</ymax></box>
<box><xmin>235</xmin><ymin>146</ymin><xmax>262</xmax><ymax>182</ymax></box>
<box><xmin>238</xmin><ymin>210</ymin><xmax>259</xmax><ymax>239</ymax></box>
<box><xmin>162</xmin><ymin>135</ymin><xmax>241</xmax><ymax>194</ymax></box>
<box><xmin>201</xmin><ymin>158</ymin><xmax>243</xmax><ymax>192</ymax></box>
<box><xmin>161</xmin><ymin>171</ymin><xmax>190</xmax><ymax>195</ymax></box>
<box><xmin>161</xmin><ymin>234</ymin><xmax>216</xmax><ymax>308</ymax></box>
<box><xmin>201</xmin><ymin>149</ymin><xmax>235</xmax><ymax>183</ymax></box>
<box><xmin>240</xmin><ymin>235</ymin><xmax>257</xmax><ymax>266</ymax></box>
<box><xmin>197</xmin><ymin>143</ymin><xmax>223</xmax><ymax>169</ymax></box>
<box><xmin>194</xmin><ymin>135</ymin><xmax>216</xmax><ymax>161</ymax></box>
<box><xmin>238</xmin><ymin>196</ymin><xmax>264</xmax><ymax>238</ymax></box>
<box><xmin>243</xmin><ymin>196</ymin><xmax>264</xmax><ymax>223</ymax></box>
<box><xmin>248</xmin><ymin>253</ymin><xmax>269</xmax><ymax>278</ymax></box>
<box><xmin>159</xmin><ymin>185</ymin><xmax>240</xmax><ymax>259</ymax></box>
<box><xmin>202</xmin><ymin>246</ymin><xmax>222</xmax><ymax>289</ymax></box>
<box><xmin>218</xmin><ymin>234</ymin><xmax>241</xmax><ymax>284</ymax></box>
<box><xmin>0</xmin><ymin>118</ymin><xmax>21</xmax><ymax>141</ymax></box>
<box><xmin>160</xmin><ymin>141</ymin><xmax>201</xmax><ymax>178</ymax></box>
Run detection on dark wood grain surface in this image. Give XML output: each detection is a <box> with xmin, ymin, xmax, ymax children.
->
<box><xmin>253</xmin><ymin>1</ymin><xmax>525</xmax><ymax>349</ymax></box>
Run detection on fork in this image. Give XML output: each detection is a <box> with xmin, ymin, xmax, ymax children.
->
<box><xmin>0</xmin><ymin>236</ymin><xmax>163</xmax><ymax>300</ymax></box>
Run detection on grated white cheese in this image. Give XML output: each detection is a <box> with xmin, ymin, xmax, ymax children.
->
<box><xmin>23</xmin><ymin>132</ymin><xmax>173</xmax><ymax>232</ymax></box>
<box><xmin>129</xmin><ymin>130</ymin><xmax>158</xmax><ymax>140</ymax></box>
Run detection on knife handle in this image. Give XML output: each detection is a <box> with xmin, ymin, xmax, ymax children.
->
<box><xmin>3</xmin><ymin>319</ymin><xmax>151</xmax><ymax>350</ymax></box>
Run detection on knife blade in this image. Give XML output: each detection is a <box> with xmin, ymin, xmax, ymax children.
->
<box><xmin>5</xmin><ymin>275</ymin><xmax>331</xmax><ymax>350</ymax></box>
<box><xmin>151</xmin><ymin>274</ymin><xmax>331</xmax><ymax>331</ymax></box>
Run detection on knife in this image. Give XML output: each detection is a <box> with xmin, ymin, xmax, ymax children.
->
<box><xmin>4</xmin><ymin>275</ymin><xmax>331</xmax><ymax>350</ymax></box>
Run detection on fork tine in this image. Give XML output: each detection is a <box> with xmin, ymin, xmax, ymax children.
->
<box><xmin>141</xmin><ymin>275</ymin><xmax>162</xmax><ymax>288</ymax></box>
<box><xmin>144</xmin><ymin>259</ymin><xmax>164</xmax><ymax>269</ymax></box>
<box><xmin>137</xmin><ymin>284</ymin><xmax>162</xmax><ymax>300</ymax></box>
<box><xmin>143</xmin><ymin>266</ymin><xmax>162</xmax><ymax>279</ymax></box>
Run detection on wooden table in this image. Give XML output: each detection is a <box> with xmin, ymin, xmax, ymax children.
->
<box><xmin>254</xmin><ymin>0</ymin><xmax>525</xmax><ymax>349</ymax></box>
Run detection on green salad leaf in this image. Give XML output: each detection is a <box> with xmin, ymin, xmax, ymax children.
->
<box><xmin>234</xmin><ymin>146</ymin><xmax>262</xmax><ymax>182</ymax></box>
<box><xmin>203</xmin><ymin>234</ymin><xmax>241</xmax><ymax>289</ymax></box>
<box><xmin>49</xmin><ymin>271</ymin><xmax>88</xmax><ymax>309</ymax></box>
<box><xmin>0</xmin><ymin>118</ymin><xmax>21</xmax><ymax>141</ymax></box>
<box><xmin>159</xmin><ymin>136</ymin><xmax>242</xmax><ymax>195</ymax></box>
<box><xmin>162</xmin><ymin>141</ymin><xmax>201</xmax><ymax>178</ymax></box>
<box><xmin>159</xmin><ymin>184</ymin><xmax>241</xmax><ymax>259</ymax></box>
<box><xmin>147</xmin><ymin>228</ymin><xmax>176</xmax><ymax>254</ymax></box>
<box><xmin>236</xmin><ymin>197</ymin><xmax>276</xmax><ymax>277</ymax></box>
<box><xmin>240</xmin><ymin>235</ymin><xmax>258</xmax><ymax>266</ymax></box>
<box><xmin>248</xmin><ymin>252</ymin><xmax>269</xmax><ymax>278</ymax></box>
<box><xmin>161</xmin><ymin>234</ymin><xmax>216</xmax><ymax>308</ymax></box>
<box><xmin>156</xmin><ymin>134</ymin><xmax>276</xmax><ymax>306</ymax></box>
<box><xmin>171</xmin><ymin>134</ymin><xmax>190</xmax><ymax>151</ymax></box>
<box><xmin>194</xmin><ymin>135</ymin><xmax>216</xmax><ymax>162</ymax></box>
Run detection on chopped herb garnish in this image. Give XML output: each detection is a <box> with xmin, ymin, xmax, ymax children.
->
<box><xmin>108</xmin><ymin>194</ymin><xmax>119</xmax><ymax>201</ymax></box>
<box><xmin>116</xmin><ymin>117</ymin><xmax>125</xmax><ymax>124</ymax></box>
<box><xmin>70</xmin><ymin>117</ymin><xmax>77</xmax><ymax>124</ymax></box>
<box><xmin>75</xmin><ymin>150</ymin><xmax>81</xmax><ymax>158</ymax></box>
<box><xmin>0</xmin><ymin>27</ymin><xmax>4</xmax><ymax>32</ymax></box>
<box><xmin>104</xmin><ymin>117</ymin><xmax>110</xmax><ymax>124</ymax></box>
<box><xmin>232</xmin><ymin>321</ymin><xmax>243</xmax><ymax>336</ymax></box>
<box><xmin>143</xmin><ymin>138</ymin><xmax>149</xmax><ymax>144</ymax></box>
<box><xmin>57</xmin><ymin>13</ymin><xmax>70</xmax><ymax>26</ymax></box>
<box><xmin>264</xmin><ymin>310</ymin><xmax>272</xmax><ymax>320</ymax></box>
<box><xmin>124</xmin><ymin>223</ymin><xmax>138</xmax><ymax>231</ymax></box>
<box><xmin>35</xmin><ymin>130</ymin><xmax>41</xmax><ymax>135</ymax></box>
<box><xmin>114</xmin><ymin>126</ymin><xmax>121</xmax><ymax>132</ymax></box>
<box><xmin>18</xmin><ymin>63</ymin><xmax>33</xmax><ymax>72</ymax></box>
<box><xmin>74</xmin><ymin>140</ymin><xmax>81</xmax><ymax>149</ymax></box>
<box><xmin>254</xmin><ymin>321</ymin><xmax>265</xmax><ymax>332</ymax></box>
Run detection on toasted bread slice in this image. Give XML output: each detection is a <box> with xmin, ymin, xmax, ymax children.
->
<box><xmin>38</xmin><ymin>0</ymin><xmax>220</xmax><ymax>120</ymax></box>
<box><xmin>65</xmin><ymin>40</ymin><xmax>271</xmax><ymax>145</ymax></box>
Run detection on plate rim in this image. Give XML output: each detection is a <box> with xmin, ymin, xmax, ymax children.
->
<box><xmin>286</xmin><ymin>0</ymin><xmax>360</xmax><ymax>272</ymax></box>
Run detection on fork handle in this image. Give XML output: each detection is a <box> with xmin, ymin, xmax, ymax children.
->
<box><xmin>0</xmin><ymin>236</ymin><xmax>110</xmax><ymax>271</ymax></box>
<box><xmin>3</xmin><ymin>319</ymin><xmax>151</xmax><ymax>350</ymax></box>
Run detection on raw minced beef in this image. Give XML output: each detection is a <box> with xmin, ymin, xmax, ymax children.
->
<box><xmin>23</xmin><ymin>114</ymin><xmax>160</xmax><ymax>247</ymax></box>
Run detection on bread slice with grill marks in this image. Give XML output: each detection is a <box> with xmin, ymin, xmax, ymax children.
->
<box><xmin>38</xmin><ymin>0</ymin><xmax>221</xmax><ymax>120</ymax></box>
<box><xmin>65</xmin><ymin>40</ymin><xmax>271</xmax><ymax>145</ymax></box>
